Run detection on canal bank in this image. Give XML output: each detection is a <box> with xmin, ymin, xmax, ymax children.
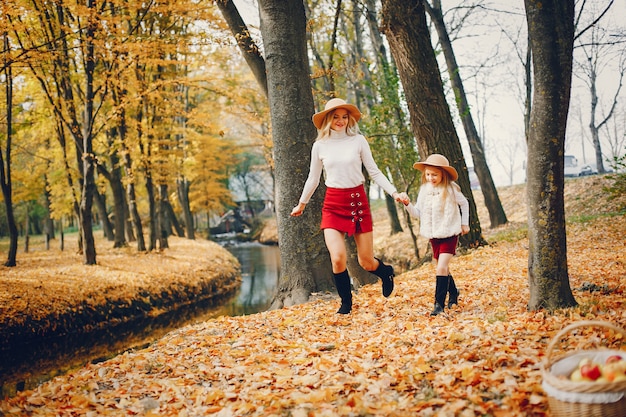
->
<box><xmin>1</xmin><ymin>234</ymin><xmax>280</xmax><ymax>398</ymax></box>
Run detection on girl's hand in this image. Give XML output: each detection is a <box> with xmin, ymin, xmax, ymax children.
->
<box><xmin>290</xmin><ymin>202</ymin><xmax>306</xmax><ymax>217</ymax></box>
<box><xmin>461</xmin><ymin>225</ymin><xmax>470</xmax><ymax>235</ymax></box>
<box><xmin>393</xmin><ymin>192</ymin><xmax>410</xmax><ymax>206</ymax></box>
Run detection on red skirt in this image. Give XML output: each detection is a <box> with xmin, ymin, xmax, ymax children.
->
<box><xmin>321</xmin><ymin>185</ymin><xmax>373</xmax><ymax>236</ymax></box>
<box><xmin>430</xmin><ymin>235</ymin><xmax>459</xmax><ymax>259</ymax></box>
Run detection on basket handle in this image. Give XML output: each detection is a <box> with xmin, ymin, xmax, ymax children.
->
<box><xmin>546</xmin><ymin>320</ymin><xmax>626</xmax><ymax>365</ymax></box>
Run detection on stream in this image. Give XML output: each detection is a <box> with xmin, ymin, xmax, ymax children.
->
<box><xmin>0</xmin><ymin>242</ymin><xmax>280</xmax><ymax>398</ymax></box>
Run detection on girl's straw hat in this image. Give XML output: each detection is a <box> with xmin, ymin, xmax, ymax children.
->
<box><xmin>413</xmin><ymin>154</ymin><xmax>459</xmax><ymax>181</ymax></box>
<box><xmin>312</xmin><ymin>98</ymin><xmax>362</xmax><ymax>129</ymax></box>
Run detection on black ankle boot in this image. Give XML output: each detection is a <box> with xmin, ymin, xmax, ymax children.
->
<box><xmin>430</xmin><ymin>275</ymin><xmax>448</xmax><ymax>316</ymax></box>
<box><xmin>333</xmin><ymin>270</ymin><xmax>352</xmax><ymax>314</ymax></box>
<box><xmin>447</xmin><ymin>275</ymin><xmax>459</xmax><ymax>308</ymax></box>
<box><xmin>373</xmin><ymin>258</ymin><xmax>394</xmax><ymax>297</ymax></box>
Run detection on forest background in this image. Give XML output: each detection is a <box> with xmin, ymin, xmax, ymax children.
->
<box><xmin>1</xmin><ymin>0</ymin><xmax>624</xmax><ymax>270</ymax></box>
<box><xmin>1</xmin><ymin>0</ymin><xmax>626</xmax><ymax>414</ymax></box>
<box><xmin>1</xmin><ymin>0</ymin><xmax>626</xmax><ymax>321</ymax></box>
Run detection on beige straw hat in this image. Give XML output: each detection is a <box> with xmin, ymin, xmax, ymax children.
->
<box><xmin>413</xmin><ymin>154</ymin><xmax>459</xmax><ymax>181</ymax></box>
<box><xmin>312</xmin><ymin>98</ymin><xmax>362</xmax><ymax>129</ymax></box>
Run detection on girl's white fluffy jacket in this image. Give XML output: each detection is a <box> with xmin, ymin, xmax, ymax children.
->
<box><xmin>404</xmin><ymin>182</ymin><xmax>469</xmax><ymax>239</ymax></box>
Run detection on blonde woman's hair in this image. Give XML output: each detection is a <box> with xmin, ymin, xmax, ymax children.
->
<box><xmin>315</xmin><ymin>110</ymin><xmax>361</xmax><ymax>140</ymax></box>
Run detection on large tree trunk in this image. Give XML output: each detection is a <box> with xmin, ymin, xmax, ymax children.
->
<box><xmin>380</xmin><ymin>0</ymin><xmax>486</xmax><ymax>249</ymax></box>
<box><xmin>258</xmin><ymin>0</ymin><xmax>334</xmax><ymax>309</ymax></box>
<box><xmin>524</xmin><ymin>0</ymin><xmax>577</xmax><ymax>310</ymax></box>
<box><xmin>425</xmin><ymin>0</ymin><xmax>507</xmax><ymax>228</ymax></box>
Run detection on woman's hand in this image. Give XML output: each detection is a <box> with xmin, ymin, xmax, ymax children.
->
<box><xmin>461</xmin><ymin>225</ymin><xmax>470</xmax><ymax>235</ymax></box>
<box><xmin>290</xmin><ymin>202</ymin><xmax>306</xmax><ymax>217</ymax></box>
<box><xmin>393</xmin><ymin>192</ymin><xmax>410</xmax><ymax>206</ymax></box>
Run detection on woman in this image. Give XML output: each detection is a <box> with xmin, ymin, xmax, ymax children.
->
<box><xmin>290</xmin><ymin>98</ymin><xmax>409</xmax><ymax>314</ymax></box>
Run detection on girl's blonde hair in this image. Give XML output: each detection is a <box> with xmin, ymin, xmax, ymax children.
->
<box><xmin>421</xmin><ymin>166</ymin><xmax>461</xmax><ymax>201</ymax></box>
<box><xmin>315</xmin><ymin>110</ymin><xmax>361</xmax><ymax>140</ymax></box>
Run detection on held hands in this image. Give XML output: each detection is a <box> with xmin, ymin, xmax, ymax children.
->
<box><xmin>290</xmin><ymin>202</ymin><xmax>306</xmax><ymax>217</ymax></box>
<box><xmin>393</xmin><ymin>192</ymin><xmax>410</xmax><ymax>206</ymax></box>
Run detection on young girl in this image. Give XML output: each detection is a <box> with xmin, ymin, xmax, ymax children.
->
<box><xmin>290</xmin><ymin>98</ymin><xmax>409</xmax><ymax>314</ymax></box>
<box><xmin>403</xmin><ymin>154</ymin><xmax>469</xmax><ymax>316</ymax></box>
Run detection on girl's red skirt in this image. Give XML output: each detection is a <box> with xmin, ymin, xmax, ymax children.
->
<box><xmin>321</xmin><ymin>185</ymin><xmax>372</xmax><ymax>236</ymax></box>
<box><xmin>430</xmin><ymin>235</ymin><xmax>459</xmax><ymax>259</ymax></box>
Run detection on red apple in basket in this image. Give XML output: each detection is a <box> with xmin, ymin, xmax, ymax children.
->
<box><xmin>580</xmin><ymin>363</ymin><xmax>602</xmax><ymax>381</ymax></box>
<box><xmin>605</xmin><ymin>355</ymin><xmax>623</xmax><ymax>364</ymax></box>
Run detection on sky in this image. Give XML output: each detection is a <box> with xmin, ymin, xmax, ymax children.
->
<box><xmin>231</xmin><ymin>0</ymin><xmax>625</xmax><ymax>186</ymax></box>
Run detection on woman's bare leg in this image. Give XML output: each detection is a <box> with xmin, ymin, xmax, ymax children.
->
<box><xmin>324</xmin><ymin>228</ymin><xmax>348</xmax><ymax>273</ymax></box>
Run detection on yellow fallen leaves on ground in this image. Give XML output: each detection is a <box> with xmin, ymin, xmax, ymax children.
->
<box><xmin>1</xmin><ymin>175</ymin><xmax>625</xmax><ymax>415</ymax></box>
<box><xmin>1</xmin><ymin>212</ymin><xmax>624</xmax><ymax>416</ymax></box>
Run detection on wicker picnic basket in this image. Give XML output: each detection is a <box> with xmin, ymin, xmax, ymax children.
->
<box><xmin>541</xmin><ymin>320</ymin><xmax>626</xmax><ymax>417</ymax></box>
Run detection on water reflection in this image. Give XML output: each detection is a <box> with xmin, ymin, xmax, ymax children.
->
<box><xmin>214</xmin><ymin>242</ymin><xmax>280</xmax><ymax>316</ymax></box>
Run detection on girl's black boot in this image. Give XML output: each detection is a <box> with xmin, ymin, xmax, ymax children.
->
<box><xmin>373</xmin><ymin>258</ymin><xmax>395</xmax><ymax>297</ymax></box>
<box><xmin>447</xmin><ymin>274</ymin><xmax>459</xmax><ymax>308</ymax></box>
<box><xmin>431</xmin><ymin>275</ymin><xmax>448</xmax><ymax>316</ymax></box>
<box><xmin>333</xmin><ymin>270</ymin><xmax>352</xmax><ymax>314</ymax></box>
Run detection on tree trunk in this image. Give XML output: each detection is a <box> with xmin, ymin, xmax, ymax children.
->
<box><xmin>524</xmin><ymin>0</ymin><xmax>577</xmax><ymax>310</ymax></box>
<box><xmin>588</xmin><ymin>67</ymin><xmax>609</xmax><ymax>174</ymax></box>
<box><xmin>24</xmin><ymin>206</ymin><xmax>30</xmax><ymax>253</ymax></box>
<box><xmin>123</xmin><ymin>195</ymin><xmax>135</xmax><ymax>243</ymax></box>
<box><xmin>258</xmin><ymin>0</ymin><xmax>334</xmax><ymax>308</ymax></box>
<box><xmin>122</xmin><ymin>107</ymin><xmax>146</xmax><ymax>251</ymax></box>
<box><xmin>380</xmin><ymin>0</ymin><xmax>486</xmax><ymax>249</ymax></box>
<box><xmin>77</xmin><ymin>0</ymin><xmax>98</xmax><ymax>265</ymax></box>
<box><xmin>93</xmin><ymin>190</ymin><xmax>114</xmax><ymax>241</ymax></box>
<box><xmin>105</xmin><ymin>144</ymin><xmax>128</xmax><ymax>248</ymax></box>
<box><xmin>425</xmin><ymin>0</ymin><xmax>507</xmax><ymax>228</ymax></box>
<box><xmin>126</xmin><ymin>177</ymin><xmax>145</xmax><ymax>251</ymax></box>
<box><xmin>146</xmin><ymin>174</ymin><xmax>158</xmax><ymax>252</ymax></box>
<box><xmin>165</xmin><ymin>198</ymin><xmax>185</xmax><ymax>237</ymax></box>
<box><xmin>59</xmin><ymin>219</ymin><xmax>65</xmax><ymax>251</ymax></box>
<box><xmin>216</xmin><ymin>0</ymin><xmax>268</xmax><ymax>97</ymax></box>
<box><xmin>1</xmin><ymin>34</ymin><xmax>18</xmax><ymax>267</ymax></box>
<box><xmin>177</xmin><ymin>178</ymin><xmax>195</xmax><ymax>239</ymax></box>
<box><xmin>43</xmin><ymin>177</ymin><xmax>55</xmax><ymax>242</ymax></box>
<box><xmin>158</xmin><ymin>183</ymin><xmax>170</xmax><ymax>249</ymax></box>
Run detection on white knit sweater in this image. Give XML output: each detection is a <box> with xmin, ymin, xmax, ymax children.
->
<box><xmin>404</xmin><ymin>182</ymin><xmax>469</xmax><ymax>239</ymax></box>
<box><xmin>298</xmin><ymin>130</ymin><xmax>397</xmax><ymax>204</ymax></box>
